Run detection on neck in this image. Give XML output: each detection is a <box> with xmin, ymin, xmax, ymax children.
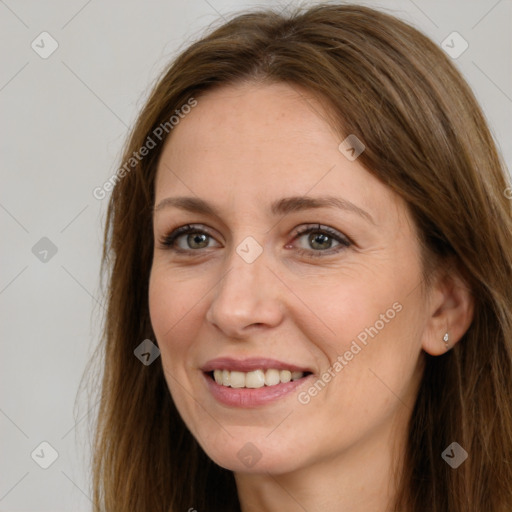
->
<box><xmin>234</xmin><ymin>407</ymin><xmax>408</xmax><ymax>512</ymax></box>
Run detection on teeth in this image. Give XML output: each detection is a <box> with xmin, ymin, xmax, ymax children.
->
<box><xmin>264</xmin><ymin>369</ymin><xmax>280</xmax><ymax>386</ymax></box>
<box><xmin>280</xmin><ymin>370</ymin><xmax>291</xmax><ymax>383</ymax></box>
<box><xmin>246</xmin><ymin>369</ymin><xmax>265</xmax><ymax>388</ymax></box>
<box><xmin>230</xmin><ymin>371</ymin><xmax>245</xmax><ymax>388</ymax></box>
<box><xmin>212</xmin><ymin>368</ymin><xmax>306</xmax><ymax>388</ymax></box>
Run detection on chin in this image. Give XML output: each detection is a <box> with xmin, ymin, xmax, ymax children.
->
<box><xmin>199</xmin><ymin>434</ymin><xmax>307</xmax><ymax>474</ymax></box>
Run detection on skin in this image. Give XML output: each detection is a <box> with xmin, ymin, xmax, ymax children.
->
<box><xmin>148</xmin><ymin>81</ymin><xmax>474</xmax><ymax>512</ymax></box>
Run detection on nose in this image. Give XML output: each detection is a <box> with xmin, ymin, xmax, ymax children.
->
<box><xmin>205</xmin><ymin>244</ymin><xmax>285</xmax><ymax>339</ymax></box>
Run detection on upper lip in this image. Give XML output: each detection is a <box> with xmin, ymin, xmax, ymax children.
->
<box><xmin>201</xmin><ymin>357</ymin><xmax>313</xmax><ymax>373</ymax></box>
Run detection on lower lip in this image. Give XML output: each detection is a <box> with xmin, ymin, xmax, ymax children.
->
<box><xmin>203</xmin><ymin>372</ymin><xmax>312</xmax><ymax>408</ymax></box>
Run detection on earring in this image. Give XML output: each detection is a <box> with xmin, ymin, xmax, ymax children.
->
<box><xmin>443</xmin><ymin>332</ymin><xmax>449</xmax><ymax>349</ymax></box>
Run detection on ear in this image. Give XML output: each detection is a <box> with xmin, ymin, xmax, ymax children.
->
<box><xmin>422</xmin><ymin>265</ymin><xmax>475</xmax><ymax>356</ymax></box>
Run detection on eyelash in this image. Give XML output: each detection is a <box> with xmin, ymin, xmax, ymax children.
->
<box><xmin>157</xmin><ymin>223</ymin><xmax>352</xmax><ymax>258</ymax></box>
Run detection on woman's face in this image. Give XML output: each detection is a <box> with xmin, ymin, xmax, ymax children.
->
<box><xmin>149</xmin><ymin>81</ymin><xmax>429</xmax><ymax>474</ymax></box>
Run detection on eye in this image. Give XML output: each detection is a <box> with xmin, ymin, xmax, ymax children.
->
<box><xmin>289</xmin><ymin>224</ymin><xmax>351</xmax><ymax>258</ymax></box>
<box><xmin>158</xmin><ymin>224</ymin><xmax>219</xmax><ymax>253</ymax></box>
<box><xmin>157</xmin><ymin>223</ymin><xmax>352</xmax><ymax>258</ymax></box>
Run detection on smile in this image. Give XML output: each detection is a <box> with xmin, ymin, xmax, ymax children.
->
<box><xmin>211</xmin><ymin>369</ymin><xmax>307</xmax><ymax>388</ymax></box>
<box><xmin>201</xmin><ymin>357</ymin><xmax>314</xmax><ymax>407</ymax></box>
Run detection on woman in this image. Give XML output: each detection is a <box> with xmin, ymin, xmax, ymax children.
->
<box><xmin>90</xmin><ymin>3</ymin><xmax>512</xmax><ymax>511</ymax></box>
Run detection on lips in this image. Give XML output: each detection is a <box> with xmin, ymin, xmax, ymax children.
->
<box><xmin>201</xmin><ymin>357</ymin><xmax>313</xmax><ymax>373</ymax></box>
<box><xmin>200</xmin><ymin>357</ymin><xmax>313</xmax><ymax>405</ymax></box>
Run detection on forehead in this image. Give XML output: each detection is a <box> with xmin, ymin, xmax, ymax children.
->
<box><xmin>154</xmin><ymin>82</ymin><xmax>404</xmax><ymax>227</ymax></box>
<box><xmin>158</xmin><ymin>82</ymin><xmax>337</xmax><ymax>171</ymax></box>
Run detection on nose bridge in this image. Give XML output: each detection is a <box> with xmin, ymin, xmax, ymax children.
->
<box><xmin>206</xmin><ymin>237</ymin><xmax>284</xmax><ymax>335</ymax></box>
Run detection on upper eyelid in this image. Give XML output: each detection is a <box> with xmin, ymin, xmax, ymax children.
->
<box><xmin>161</xmin><ymin>223</ymin><xmax>342</xmax><ymax>236</ymax></box>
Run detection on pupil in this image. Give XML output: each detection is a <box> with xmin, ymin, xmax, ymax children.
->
<box><xmin>190</xmin><ymin>233</ymin><xmax>207</xmax><ymax>248</ymax></box>
<box><xmin>311</xmin><ymin>233</ymin><xmax>330</xmax><ymax>249</ymax></box>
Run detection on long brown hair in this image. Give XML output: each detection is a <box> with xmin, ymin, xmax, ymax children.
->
<box><xmin>88</xmin><ymin>3</ymin><xmax>512</xmax><ymax>511</ymax></box>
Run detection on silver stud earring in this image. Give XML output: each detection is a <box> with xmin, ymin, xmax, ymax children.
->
<box><xmin>443</xmin><ymin>332</ymin><xmax>449</xmax><ymax>348</ymax></box>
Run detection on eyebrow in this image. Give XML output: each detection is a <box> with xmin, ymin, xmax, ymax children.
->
<box><xmin>153</xmin><ymin>195</ymin><xmax>375</xmax><ymax>225</ymax></box>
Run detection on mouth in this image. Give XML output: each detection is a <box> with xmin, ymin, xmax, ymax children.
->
<box><xmin>205</xmin><ymin>368</ymin><xmax>312</xmax><ymax>388</ymax></box>
<box><xmin>201</xmin><ymin>357</ymin><xmax>314</xmax><ymax>407</ymax></box>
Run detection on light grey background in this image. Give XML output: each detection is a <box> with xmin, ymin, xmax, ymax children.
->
<box><xmin>1</xmin><ymin>0</ymin><xmax>510</xmax><ymax>510</ymax></box>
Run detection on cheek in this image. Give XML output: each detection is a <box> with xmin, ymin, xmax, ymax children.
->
<box><xmin>148</xmin><ymin>269</ymin><xmax>202</xmax><ymax>421</ymax></box>
<box><xmin>149</xmin><ymin>265</ymin><xmax>200</xmax><ymax>333</ymax></box>
<box><xmin>297</xmin><ymin>266</ymin><xmax>423</xmax><ymax>405</ymax></box>
<box><xmin>148</xmin><ymin>268</ymin><xmax>200</xmax><ymax>364</ymax></box>
<box><xmin>315</xmin><ymin>295</ymin><xmax>422</xmax><ymax>416</ymax></box>
<box><xmin>301</xmin><ymin>277</ymin><xmax>397</xmax><ymax>356</ymax></box>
